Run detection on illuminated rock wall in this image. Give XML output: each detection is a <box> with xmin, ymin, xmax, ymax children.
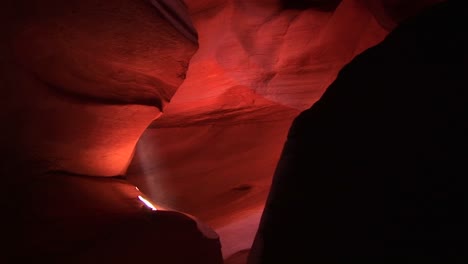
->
<box><xmin>127</xmin><ymin>0</ymin><xmax>387</xmax><ymax>259</ymax></box>
<box><xmin>1</xmin><ymin>0</ymin><xmax>197</xmax><ymax>177</ymax></box>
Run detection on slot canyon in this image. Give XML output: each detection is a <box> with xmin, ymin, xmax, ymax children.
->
<box><xmin>1</xmin><ymin>0</ymin><xmax>465</xmax><ymax>263</ymax></box>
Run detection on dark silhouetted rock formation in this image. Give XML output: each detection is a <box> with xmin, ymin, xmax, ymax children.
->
<box><xmin>250</xmin><ymin>1</ymin><xmax>465</xmax><ymax>263</ymax></box>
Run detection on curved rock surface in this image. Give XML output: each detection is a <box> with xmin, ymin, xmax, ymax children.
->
<box><xmin>127</xmin><ymin>0</ymin><xmax>388</xmax><ymax>259</ymax></box>
<box><xmin>1</xmin><ymin>0</ymin><xmax>197</xmax><ymax>178</ymax></box>
<box><xmin>1</xmin><ymin>0</ymin><xmax>204</xmax><ymax>262</ymax></box>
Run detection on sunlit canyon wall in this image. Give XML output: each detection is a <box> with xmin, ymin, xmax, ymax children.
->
<box><xmin>127</xmin><ymin>0</ymin><xmax>388</xmax><ymax>260</ymax></box>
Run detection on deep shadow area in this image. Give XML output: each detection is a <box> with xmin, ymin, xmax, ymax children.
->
<box><xmin>251</xmin><ymin>1</ymin><xmax>466</xmax><ymax>263</ymax></box>
<box><xmin>3</xmin><ymin>172</ymin><xmax>223</xmax><ymax>264</ymax></box>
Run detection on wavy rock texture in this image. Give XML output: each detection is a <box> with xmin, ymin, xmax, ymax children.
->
<box><xmin>127</xmin><ymin>0</ymin><xmax>388</xmax><ymax>260</ymax></box>
<box><xmin>1</xmin><ymin>0</ymin><xmax>197</xmax><ymax>178</ymax></box>
<box><xmin>1</xmin><ymin>0</ymin><xmax>397</xmax><ymax>263</ymax></box>
<box><xmin>1</xmin><ymin>0</ymin><xmax>203</xmax><ymax>262</ymax></box>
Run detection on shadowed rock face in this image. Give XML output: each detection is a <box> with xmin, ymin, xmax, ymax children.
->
<box><xmin>7</xmin><ymin>173</ymin><xmax>223</xmax><ymax>263</ymax></box>
<box><xmin>249</xmin><ymin>1</ymin><xmax>465</xmax><ymax>263</ymax></box>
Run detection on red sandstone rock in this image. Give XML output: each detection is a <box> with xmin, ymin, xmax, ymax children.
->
<box><xmin>127</xmin><ymin>0</ymin><xmax>387</xmax><ymax>259</ymax></box>
<box><xmin>4</xmin><ymin>0</ymin><xmax>429</xmax><ymax>262</ymax></box>
<box><xmin>1</xmin><ymin>0</ymin><xmax>197</xmax><ymax>177</ymax></box>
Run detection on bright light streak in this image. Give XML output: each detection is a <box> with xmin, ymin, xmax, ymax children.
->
<box><xmin>138</xmin><ymin>195</ymin><xmax>157</xmax><ymax>211</ymax></box>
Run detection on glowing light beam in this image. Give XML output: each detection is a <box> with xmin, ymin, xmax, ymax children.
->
<box><xmin>138</xmin><ymin>195</ymin><xmax>157</xmax><ymax>211</ymax></box>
